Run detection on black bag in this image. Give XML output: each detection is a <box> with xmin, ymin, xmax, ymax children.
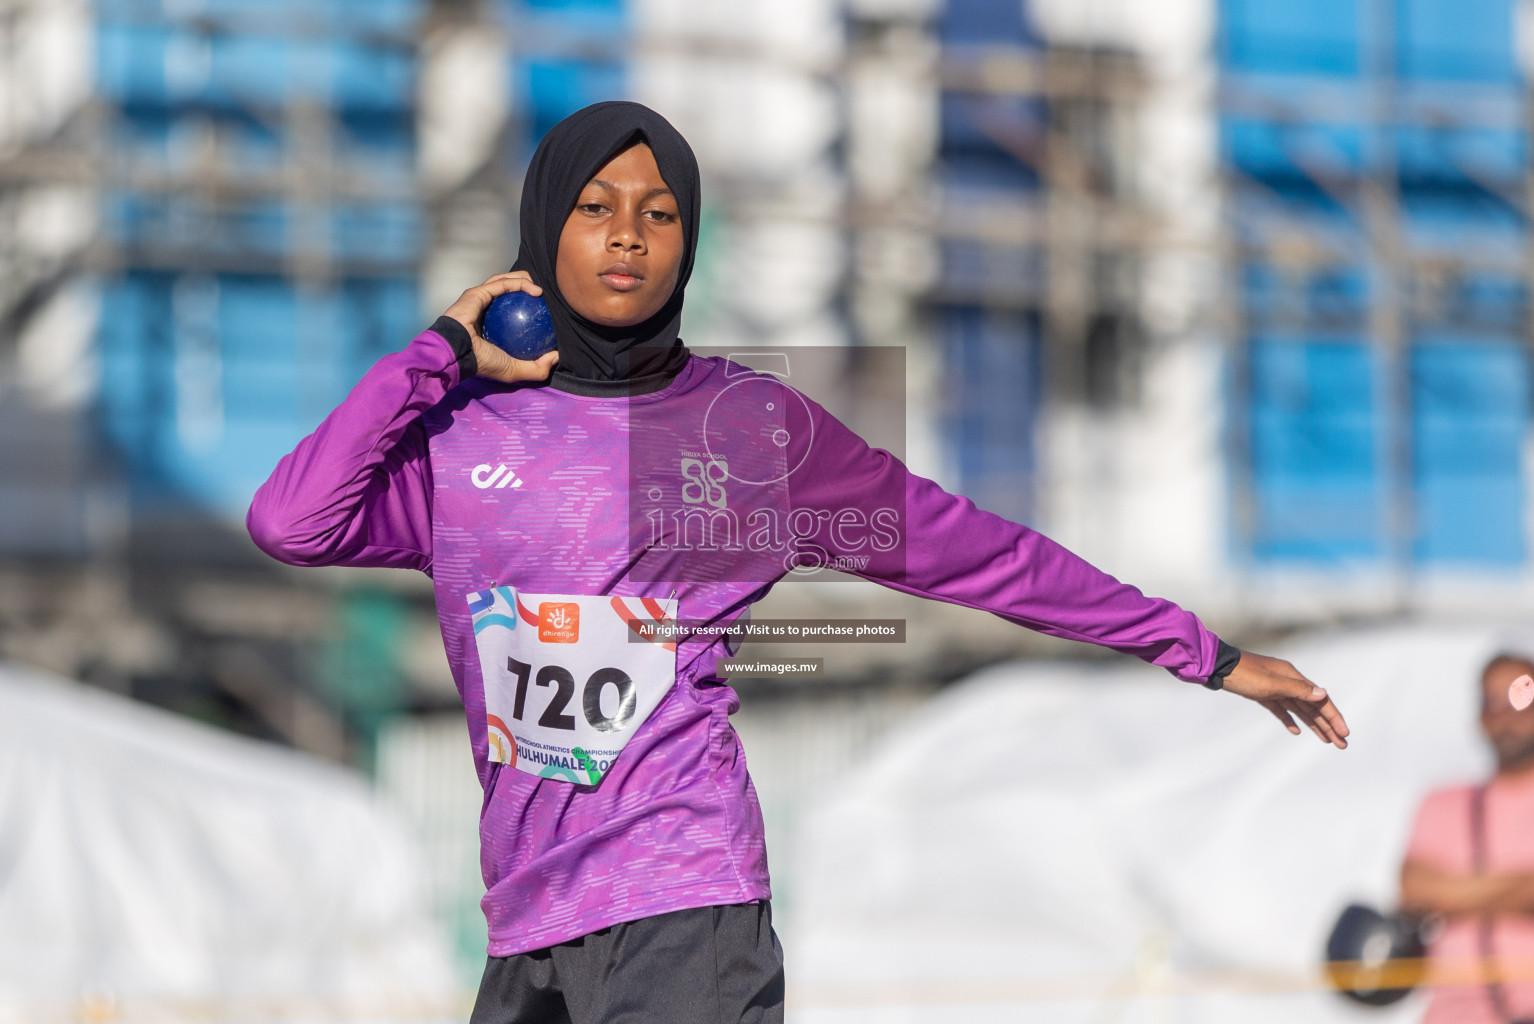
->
<box><xmin>1324</xmin><ymin>902</ymin><xmax>1426</xmax><ymax>1006</ymax></box>
<box><xmin>1324</xmin><ymin>786</ymin><xmax>1534</xmax><ymax>1021</ymax></box>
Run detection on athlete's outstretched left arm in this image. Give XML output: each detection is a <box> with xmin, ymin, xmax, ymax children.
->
<box><xmin>782</xmin><ymin>393</ymin><xmax>1348</xmax><ymax>749</ymax></box>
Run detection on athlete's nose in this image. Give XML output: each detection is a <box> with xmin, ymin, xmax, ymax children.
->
<box><xmin>608</xmin><ymin>208</ymin><xmax>647</xmax><ymax>253</ymax></box>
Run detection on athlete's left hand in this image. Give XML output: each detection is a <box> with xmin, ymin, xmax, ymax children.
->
<box><xmin>1221</xmin><ymin>651</ymin><xmax>1350</xmax><ymax>749</ymax></box>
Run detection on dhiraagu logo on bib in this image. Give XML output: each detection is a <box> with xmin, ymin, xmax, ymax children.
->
<box><xmin>467</xmin><ymin>587</ymin><xmax>677</xmax><ymax>785</ymax></box>
<box><xmin>538</xmin><ymin>602</ymin><xmax>579</xmax><ymax>643</ymax></box>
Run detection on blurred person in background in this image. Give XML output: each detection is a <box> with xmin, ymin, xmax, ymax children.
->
<box><xmin>1402</xmin><ymin>653</ymin><xmax>1534</xmax><ymax>1023</ymax></box>
<box><xmin>249</xmin><ymin>101</ymin><xmax>1349</xmax><ymax>1024</ymax></box>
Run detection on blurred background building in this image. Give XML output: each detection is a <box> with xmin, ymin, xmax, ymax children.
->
<box><xmin>1</xmin><ymin>0</ymin><xmax>1532</xmax><ymax>1012</ymax></box>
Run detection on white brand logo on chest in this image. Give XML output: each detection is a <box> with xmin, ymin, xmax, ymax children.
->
<box><xmin>471</xmin><ymin>464</ymin><xmax>525</xmax><ymax>490</ymax></box>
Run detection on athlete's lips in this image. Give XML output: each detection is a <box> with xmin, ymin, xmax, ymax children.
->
<box><xmin>598</xmin><ymin>262</ymin><xmax>644</xmax><ymax>292</ymax></box>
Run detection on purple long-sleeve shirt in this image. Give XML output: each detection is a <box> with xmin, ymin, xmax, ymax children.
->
<box><xmin>248</xmin><ymin>320</ymin><xmax>1220</xmax><ymax>955</ymax></box>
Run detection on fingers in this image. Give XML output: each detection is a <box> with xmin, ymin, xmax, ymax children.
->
<box><xmin>475</xmin><ymin>271</ymin><xmax>543</xmax><ymax>298</ymax></box>
<box><xmin>1268</xmin><ymin>693</ymin><xmax>1348</xmax><ymax>749</ymax></box>
<box><xmin>1232</xmin><ymin>653</ymin><xmax>1351</xmax><ymax>749</ymax></box>
<box><xmin>443</xmin><ymin>272</ymin><xmax>545</xmax><ymax>339</ymax></box>
<box><xmin>477</xmin><ymin>346</ymin><xmax>559</xmax><ymax>385</ymax></box>
<box><xmin>510</xmin><ymin>348</ymin><xmax>559</xmax><ymax>382</ymax></box>
<box><xmin>1262</xmin><ymin>700</ymin><xmax>1301</xmax><ymax>736</ymax></box>
<box><xmin>1269</xmin><ymin>661</ymin><xmax>1323</xmax><ymax>703</ymax></box>
<box><xmin>454</xmin><ymin>274</ymin><xmax>541</xmax><ymax>317</ymax></box>
<box><xmin>1286</xmin><ymin>697</ymin><xmax>1337</xmax><ymax>746</ymax></box>
<box><xmin>1307</xmin><ymin>695</ymin><xmax>1349</xmax><ymax>749</ymax></box>
<box><xmin>1274</xmin><ymin>668</ymin><xmax>1350</xmax><ymax>749</ymax></box>
<box><xmin>1313</xmin><ymin>694</ymin><xmax>1350</xmax><ymax>747</ymax></box>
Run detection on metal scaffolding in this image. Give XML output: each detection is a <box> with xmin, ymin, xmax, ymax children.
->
<box><xmin>1219</xmin><ymin>0</ymin><xmax>1533</xmax><ymax>594</ymax></box>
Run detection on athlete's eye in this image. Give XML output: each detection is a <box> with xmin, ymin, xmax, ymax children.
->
<box><xmin>578</xmin><ymin>202</ymin><xmax>607</xmax><ymax>215</ymax></box>
<box><xmin>644</xmin><ymin>209</ymin><xmax>676</xmax><ymax>223</ymax></box>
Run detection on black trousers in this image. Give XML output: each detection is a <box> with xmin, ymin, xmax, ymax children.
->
<box><xmin>469</xmin><ymin>902</ymin><xmax>785</xmax><ymax>1024</ymax></box>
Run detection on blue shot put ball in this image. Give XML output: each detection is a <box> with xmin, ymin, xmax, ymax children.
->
<box><xmin>482</xmin><ymin>291</ymin><xmax>557</xmax><ymax>359</ymax></box>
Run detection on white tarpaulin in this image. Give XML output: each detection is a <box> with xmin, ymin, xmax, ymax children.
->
<box><xmin>0</xmin><ymin>661</ymin><xmax>458</xmax><ymax>1023</ymax></box>
<box><xmin>788</xmin><ymin>621</ymin><xmax>1520</xmax><ymax>1023</ymax></box>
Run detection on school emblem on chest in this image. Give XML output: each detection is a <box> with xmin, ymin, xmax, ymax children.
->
<box><xmin>680</xmin><ymin>457</ymin><xmax>728</xmax><ymax>509</ymax></box>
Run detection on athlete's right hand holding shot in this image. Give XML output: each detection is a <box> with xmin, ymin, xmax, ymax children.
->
<box><xmin>441</xmin><ymin>271</ymin><xmax>560</xmax><ymax>385</ymax></box>
<box><xmin>248</xmin><ymin>101</ymin><xmax>1347</xmax><ymax>1024</ymax></box>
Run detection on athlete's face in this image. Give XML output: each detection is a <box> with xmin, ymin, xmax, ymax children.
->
<box><xmin>1482</xmin><ymin>658</ymin><xmax>1534</xmax><ymax>772</ymax></box>
<box><xmin>555</xmin><ymin>143</ymin><xmax>684</xmax><ymax>328</ymax></box>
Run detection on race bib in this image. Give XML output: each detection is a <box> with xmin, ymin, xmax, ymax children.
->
<box><xmin>467</xmin><ymin>587</ymin><xmax>677</xmax><ymax>785</ymax></box>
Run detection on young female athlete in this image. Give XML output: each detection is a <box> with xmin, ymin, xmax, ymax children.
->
<box><xmin>248</xmin><ymin>101</ymin><xmax>1349</xmax><ymax>1024</ymax></box>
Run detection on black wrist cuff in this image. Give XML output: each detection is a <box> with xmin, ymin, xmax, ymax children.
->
<box><xmin>1204</xmin><ymin>639</ymin><xmax>1242</xmax><ymax>690</ymax></box>
<box><xmin>431</xmin><ymin>315</ymin><xmax>477</xmax><ymax>380</ymax></box>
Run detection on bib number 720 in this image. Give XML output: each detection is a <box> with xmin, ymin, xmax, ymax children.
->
<box><xmin>506</xmin><ymin>657</ymin><xmax>638</xmax><ymax>733</ymax></box>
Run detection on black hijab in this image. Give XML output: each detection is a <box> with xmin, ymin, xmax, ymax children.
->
<box><xmin>512</xmin><ymin>101</ymin><xmax>699</xmax><ymax>391</ymax></box>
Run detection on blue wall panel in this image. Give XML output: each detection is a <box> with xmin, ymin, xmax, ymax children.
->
<box><xmin>1398</xmin><ymin>0</ymin><xmax>1520</xmax><ymax>82</ymax></box>
<box><xmin>1223</xmin><ymin>0</ymin><xmax>1519</xmax><ymax>82</ymax></box>
<box><xmin>524</xmin><ymin>58</ymin><xmax>626</xmax><ymax>142</ymax></box>
<box><xmin>1241</xmin><ymin>262</ymin><xmax>1371</xmax><ymax>329</ymax></box>
<box><xmin>1248</xmin><ymin>339</ymin><xmax>1383</xmax><ymax>562</ymax></box>
<box><xmin>99</xmin><ymin>273</ymin><xmax>419</xmax><ymax>519</ymax></box>
<box><xmin>939</xmin><ymin>93</ymin><xmax>1042</xmax><ymax>194</ymax></box>
<box><xmin>1222</xmin><ymin>0</ymin><xmax>1531</xmax><ymax>567</ymax></box>
<box><xmin>941</xmin><ymin>0</ymin><xmax>1037</xmax><ymax>45</ymax></box>
<box><xmin>503</xmin><ymin>0</ymin><xmax>628</xmax><ymax>150</ymax></box>
<box><xmin>1221</xmin><ymin>0</ymin><xmax>1361</xmax><ymax>76</ymax></box>
<box><xmin>95</xmin><ymin>0</ymin><xmax>423</xmax><ymax>34</ymax></box>
<box><xmin>97</xmin><ymin>27</ymin><xmax>418</xmax><ymax>112</ymax></box>
<box><xmin>1411</xmin><ymin>341</ymin><xmax>1528</xmax><ymax>563</ymax></box>
<box><xmin>1223</xmin><ymin>116</ymin><xmax>1366</xmax><ymax>182</ymax></box>
<box><xmin>94</xmin><ymin>1</ymin><xmax>425</xmax><ymax>523</ymax></box>
<box><xmin>1395</xmin><ymin>123</ymin><xmax>1526</xmax><ymax>188</ymax></box>
<box><xmin>933</xmin><ymin>1</ymin><xmax>1044</xmax><ymax>522</ymax></box>
<box><xmin>939</xmin><ymin>307</ymin><xmax>1039</xmax><ymax>524</ymax></box>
